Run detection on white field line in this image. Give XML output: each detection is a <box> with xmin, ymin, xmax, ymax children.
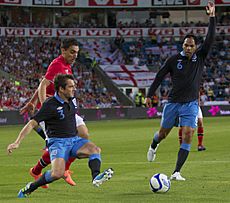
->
<box><xmin>1</xmin><ymin>160</ymin><xmax>230</xmax><ymax>167</ymax></box>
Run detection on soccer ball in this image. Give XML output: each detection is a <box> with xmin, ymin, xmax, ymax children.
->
<box><xmin>149</xmin><ymin>173</ymin><xmax>171</xmax><ymax>193</ymax></box>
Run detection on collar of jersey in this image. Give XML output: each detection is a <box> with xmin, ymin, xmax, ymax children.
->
<box><xmin>54</xmin><ymin>92</ymin><xmax>65</xmax><ymax>104</ymax></box>
<box><xmin>180</xmin><ymin>51</ymin><xmax>197</xmax><ymax>60</ymax></box>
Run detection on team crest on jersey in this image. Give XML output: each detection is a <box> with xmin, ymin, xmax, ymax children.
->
<box><xmin>72</xmin><ymin>98</ymin><xmax>78</xmax><ymax>109</ymax></box>
<box><xmin>192</xmin><ymin>54</ymin><xmax>197</xmax><ymax>62</ymax></box>
<box><xmin>51</xmin><ymin>150</ymin><xmax>57</xmax><ymax>156</ymax></box>
<box><xmin>177</xmin><ymin>59</ymin><xmax>183</xmax><ymax>70</ymax></box>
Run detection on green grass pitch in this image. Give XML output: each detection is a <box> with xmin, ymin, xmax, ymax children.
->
<box><xmin>0</xmin><ymin>117</ymin><xmax>229</xmax><ymax>203</ymax></box>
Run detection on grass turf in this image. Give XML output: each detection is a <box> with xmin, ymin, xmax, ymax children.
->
<box><xmin>0</xmin><ymin>117</ymin><xmax>229</xmax><ymax>202</ymax></box>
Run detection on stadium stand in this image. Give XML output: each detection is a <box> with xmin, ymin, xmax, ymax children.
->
<box><xmin>0</xmin><ymin>3</ymin><xmax>229</xmax><ymax>110</ymax></box>
<box><xmin>0</xmin><ymin>37</ymin><xmax>121</xmax><ymax>110</ymax></box>
<box><xmin>0</xmin><ymin>34</ymin><xmax>228</xmax><ymax>110</ymax></box>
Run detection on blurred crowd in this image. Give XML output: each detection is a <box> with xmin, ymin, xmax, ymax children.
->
<box><xmin>0</xmin><ymin>37</ymin><xmax>119</xmax><ymax>110</ymax></box>
<box><xmin>0</xmin><ymin>31</ymin><xmax>229</xmax><ymax>110</ymax></box>
<box><xmin>0</xmin><ymin>77</ymin><xmax>33</xmax><ymax>110</ymax></box>
<box><xmin>74</xmin><ymin>64</ymin><xmax>119</xmax><ymax>108</ymax></box>
<box><xmin>120</xmin><ymin>34</ymin><xmax>230</xmax><ymax>106</ymax></box>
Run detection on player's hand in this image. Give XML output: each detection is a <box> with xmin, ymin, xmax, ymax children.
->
<box><xmin>144</xmin><ymin>97</ymin><xmax>152</xmax><ymax>108</ymax></box>
<box><xmin>7</xmin><ymin>143</ymin><xmax>19</xmax><ymax>155</ymax></box>
<box><xmin>20</xmin><ymin>102</ymin><xmax>35</xmax><ymax>115</ymax></box>
<box><xmin>206</xmin><ymin>1</ymin><xmax>215</xmax><ymax>17</ymax></box>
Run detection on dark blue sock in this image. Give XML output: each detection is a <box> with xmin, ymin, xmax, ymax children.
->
<box><xmin>88</xmin><ymin>154</ymin><xmax>101</xmax><ymax>180</ymax></box>
<box><xmin>173</xmin><ymin>143</ymin><xmax>190</xmax><ymax>173</ymax></box>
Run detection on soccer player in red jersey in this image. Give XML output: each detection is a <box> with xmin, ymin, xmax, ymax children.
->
<box><xmin>20</xmin><ymin>38</ymin><xmax>89</xmax><ymax>187</ymax></box>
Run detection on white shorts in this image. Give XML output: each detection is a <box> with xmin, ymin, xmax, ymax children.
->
<box><xmin>197</xmin><ymin>106</ymin><xmax>203</xmax><ymax>119</ymax></box>
<box><xmin>75</xmin><ymin>114</ymin><xmax>85</xmax><ymax>127</ymax></box>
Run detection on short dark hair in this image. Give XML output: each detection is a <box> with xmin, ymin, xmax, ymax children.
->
<box><xmin>54</xmin><ymin>74</ymin><xmax>74</xmax><ymax>92</ymax></box>
<box><xmin>61</xmin><ymin>38</ymin><xmax>79</xmax><ymax>49</ymax></box>
<box><xmin>183</xmin><ymin>34</ymin><xmax>198</xmax><ymax>45</ymax></box>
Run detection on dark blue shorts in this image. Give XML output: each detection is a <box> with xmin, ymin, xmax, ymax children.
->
<box><xmin>161</xmin><ymin>100</ymin><xmax>199</xmax><ymax>129</ymax></box>
<box><xmin>47</xmin><ymin>136</ymin><xmax>89</xmax><ymax>162</ymax></box>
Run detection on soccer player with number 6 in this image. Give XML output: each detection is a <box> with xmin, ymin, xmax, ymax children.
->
<box><xmin>145</xmin><ymin>1</ymin><xmax>216</xmax><ymax>181</ymax></box>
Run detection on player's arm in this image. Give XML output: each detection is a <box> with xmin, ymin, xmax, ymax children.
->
<box><xmin>200</xmin><ymin>1</ymin><xmax>216</xmax><ymax>56</ymax></box>
<box><xmin>38</xmin><ymin>78</ymin><xmax>51</xmax><ymax>105</ymax></box>
<box><xmin>7</xmin><ymin>119</ymin><xmax>38</xmax><ymax>154</ymax></box>
<box><xmin>145</xmin><ymin>59</ymin><xmax>171</xmax><ymax>107</ymax></box>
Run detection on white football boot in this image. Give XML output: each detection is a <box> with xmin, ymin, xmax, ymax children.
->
<box><xmin>147</xmin><ymin>144</ymin><xmax>159</xmax><ymax>162</ymax></box>
<box><xmin>93</xmin><ymin>168</ymin><xmax>114</xmax><ymax>187</ymax></box>
<box><xmin>170</xmin><ymin>172</ymin><xmax>185</xmax><ymax>181</ymax></box>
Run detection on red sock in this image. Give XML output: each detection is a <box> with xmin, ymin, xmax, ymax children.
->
<box><xmin>65</xmin><ymin>157</ymin><xmax>76</xmax><ymax>171</ymax></box>
<box><xmin>178</xmin><ymin>128</ymin><xmax>182</xmax><ymax>145</ymax></box>
<box><xmin>32</xmin><ymin>150</ymin><xmax>51</xmax><ymax>175</ymax></box>
<box><xmin>197</xmin><ymin>127</ymin><xmax>204</xmax><ymax>146</ymax></box>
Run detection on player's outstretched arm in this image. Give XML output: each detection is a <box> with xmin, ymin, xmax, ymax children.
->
<box><xmin>200</xmin><ymin>1</ymin><xmax>216</xmax><ymax>57</ymax></box>
<box><xmin>7</xmin><ymin>119</ymin><xmax>38</xmax><ymax>154</ymax></box>
<box><xmin>206</xmin><ymin>1</ymin><xmax>215</xmax><ymax>17</ymax></box>
<box><xmin>38</xmin><ymin>78</ymin><xmax>51</xmax><ymax>105</ymax></box>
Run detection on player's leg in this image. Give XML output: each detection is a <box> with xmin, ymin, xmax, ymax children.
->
<box><xmin>33</xmin><ymin>121</ymin><xmax>47</xmax><ymax>142</ymax></box>
<box><xmin>171</xmin><ymin>126</ymin><xmax>195</xmax><ymax>181</ymax></box>
<box><xmin>30</xmin><ymin>115</ymin><xmax>88</xmax><ymax>187</ymax></box>
<box><xmin>34</xmin><ymin>126</ymin><xmax>46</xmax><ymax>140</ymax></box>
<box><xmin>30</xmin><ymin>149</ymin><xmax>50</xmax><ymax>188</ymax></box>
<box><xmin>71</xmin><ymin>138</ymin><xmax>113</xmax><ymax>187</ymax></box>
<box><xmin>18</xmin><ymin>138</ymin><xmax>67</xmax><ymax>198</ymax></box>
<box><xmin>64</xmin><ymin>115</ymin><xmax>89</xmax><ymax>186</ymax></box>
<box><xmin>147</xmin><ymin>102</ymin><xmax>178</xmax><ymax>162</ymax></box>
<box><xmin>173</xmin><ymin>116</ymin><xmax>182</xmax><ymax>145</ymax></box>
<box><xmin>171</xmin><ymin>100</ymin><xmax>198</xmax><ymax>181</ymax></box>
<box><xmin>65</xmin><ymin>116</ymin><xmax>89</xmax><ymax>170</ymax></box>
<box><xmin>18</xmin><ymin>158</ymin><xmax>65</xmax><ymax>198</ymax></box>
<box><xmin>147</xmin><ymin>127</ymin><xmax>172</xmax><ymax>162</ymax></box>
<box><xmin>30</xmin><ymin>121</ymin><xmax>50</xmax><ymax>188</ymax></box>
<box><xmin>197</xmin><ymin>107</ymin><xmax>206</xmax><ymax>151</ymax></box>
<box><xmin>178</xmin><ymin>127</ymin><xmax>183</xmax><ymax>145</ymax></box>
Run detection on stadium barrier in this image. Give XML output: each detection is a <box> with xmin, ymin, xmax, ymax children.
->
<box><xmin>0</xmin><ymin>105</ymin><xmax>229</xmax><ymax>125</ymax></box>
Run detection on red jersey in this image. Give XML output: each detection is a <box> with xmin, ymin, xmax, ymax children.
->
<box><xmin>36</xmin><ymin>55</ymin><xmax>73</xmax><ymax>109</ymax></box>
<box><xmin>45</xmin><ymin>55</ymin><xmax>73</xmax><ymax>95</ymax></box>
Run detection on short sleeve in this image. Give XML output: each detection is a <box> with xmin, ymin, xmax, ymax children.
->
<box><xmin>45</xmin><ymin>62</ymin><xmax>61</xmax><ymax>82</ymax></box>
<box><xmin>32</xmin><ymin>101</ymin><xmax>54</xmax><ymax>123</ymax></box>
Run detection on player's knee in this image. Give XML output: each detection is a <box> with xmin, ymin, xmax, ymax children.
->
<box><xmin>90</xmin><ymin>146</ymin><xmax>101</xmax><ymax>154</ymax></box>
<box><xmin>184</xmin><ymin>129</ymin><xmax>194</xmax><ymax>136</ymax></box>
<box><xmin>197</xmin><ymin>119</ymin><xmax>203</xmax><ymax>127</ymax></box>
<box><xmin>95</xmin><ymin>146</ymin><xmax>101</xmax><ymax>154</ymax></box>
<box><xmin>182</xmin><ymin>128</ymin><xmax>194</xmax><ymax>143</ymax></box>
